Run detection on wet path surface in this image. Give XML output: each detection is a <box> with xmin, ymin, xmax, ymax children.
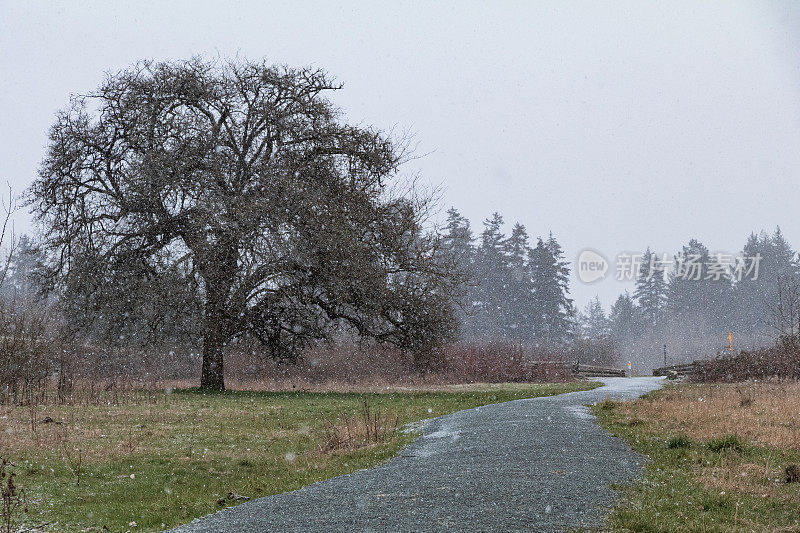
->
<box><xmin>172</xmin><ymin>377</ymin><xmax>663</xmax><ymax>532</ymax></box>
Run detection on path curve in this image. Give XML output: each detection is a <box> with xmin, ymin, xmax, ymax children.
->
<box><xmin>172</xmin><ymin>377</ymin><xmax>663</xmax><ymax>532</ymax></box>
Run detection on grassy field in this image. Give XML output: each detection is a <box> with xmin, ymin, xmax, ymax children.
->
<box><xmin>593</xmin><ymin>382</ymin><xmax>800</xmax><ymax>532</ymax></box>
<box><xmin>0</xmin><ymin>381</ymin><xmax>595</xmax><ymax>532</ymax></box>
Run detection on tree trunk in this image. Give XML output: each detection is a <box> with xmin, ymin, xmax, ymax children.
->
<box><xmin>200</xmin><ymin>306</ymin><xmax>227</xmax><ymax>391</ymax></box>
<box><xmin>196</xmin><ymin>239</ymin><xmax>238</xmax><ymax>391</ymax></box>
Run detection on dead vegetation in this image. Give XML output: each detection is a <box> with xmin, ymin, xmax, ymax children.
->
<box><xmin>596</xmin><ymin>381</ymin><xmax>800</xmax><ymax>531</ymax></box>
<box><xmin>320</xmin><ymin>397</ymin><xmax>399</xmax><ymax>452</ymax></box>
<box><xmin>692</xmin><ymin>345</ymin><xmax>800</xmax><ymax>382</ymax></box>
<box><xmin>226</xmin><ymin>341</ymin><xmax>575</xmax><ymax>388</ymax></box>
<box><xmin>1</xmin><ymin>341</ymin><xmax>576</xmax><ymax>410</ymax></box>
<box><xmin>611</xmin><ymin>381</ymin><xmax>800</xmax><ymax>500</ymax></box>
<box><xmin>785</xmin><ymin>463</ymin><xmax>800</xmax><ymax>483</ymax></box>
<box><xmin>625</xmin><ymin>382</ymin><xmax>800</xmax><ymax>449</ymax></box>
<box><xmin>1</xmin><ymin>457</ymin><xmax>26</xmax><ymax>533</ymax></box>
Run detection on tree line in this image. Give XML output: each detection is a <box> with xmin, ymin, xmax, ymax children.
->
<box><xmin>440</xmin><ymin>207</ymin><xmax>798</xmax><ymax>368</ymax></box>
<box><xmin>587</xmin><ymin>228</ymin><xmax>797</xmax><ymax>366</ymax></box>
<box><xmin>442</xmin><ymin>208</ymin><xmax>575</xmax><ymax>346</ymax></box>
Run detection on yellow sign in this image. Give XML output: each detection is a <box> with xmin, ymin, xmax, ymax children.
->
<box><xmin>728</xmin><ymin>331</ymin><xmax>732</xmax><ymax>351</ymax></box>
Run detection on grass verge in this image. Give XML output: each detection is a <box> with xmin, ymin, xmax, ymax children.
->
<box><xmin>593</xmin><ymin>382</ymin><xmax>800</xmax><ymax>532</ymax></box>
<box><xmin>1</xmin><ymin>381</ymin><xmax>596</xmax><ymax>532</ymax></box>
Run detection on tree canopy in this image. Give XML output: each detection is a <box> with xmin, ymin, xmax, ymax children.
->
<box><xmin>29</xmin><ymin>58</ymin><xmax>457</xmax><ymax>390</ymax></box>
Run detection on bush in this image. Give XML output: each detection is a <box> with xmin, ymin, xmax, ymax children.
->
<box><xmin>666</xmin><ymin>435</ymin><xmax>692</xmax><ymax>449</ymax></box>
<box><xmin>224</xmin><ymin>340</ymin><xmax>575</xmax><ymax>388</ymax></box>
<box><xmin>785</xmin><ymin>464</ymin><xmax>800</xmax><ymax>484</ymax></box>
<box><xmin>595</xmin><ymin>398</ymin><xmax>616</xmax><ymax>412</ymax></box>
<box><xmin>692</xmin><ymin>346</ymin><xmax>800</xmax><ymax>383</ymax></box>
<box><xmin>707</xmin><ymin>434</ymin><xmax>744</xmax><ymax>453</ymax></box>
<box><xmin>320</xmin><ymin>397</ymin><xmax>398</xmax><ymax>452</ymax></box>
<box><xmin>438</xmin><ymin>342</ymin><xmax>571</xmax><ymax>383</ymax></box>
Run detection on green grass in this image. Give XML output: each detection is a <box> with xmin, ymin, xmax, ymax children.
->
<box><xmin>592</xmin><ymin>388</ymin><xmax>800</xmax><ymax>532</ymax></box>
<box><xmin>665</xmin><ymin>434</ymin><xmax>692</xmax><ymax>449</ymax></box>
<box><xmin>1</xmin><ymin>381</ymin><xmax>596</xmax><ymax>532</ymax></box>
<box><xmin>707</xmin><ymin>434</ymin><xmax>745</xmax><ymax>454</ymax></box>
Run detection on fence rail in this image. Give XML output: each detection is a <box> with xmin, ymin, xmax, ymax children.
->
<box><xmin>527</xmin><ymin>360</ymin><xmax>627</xmax><ymax>378</ymax></box>
<box><xmin>572</xmin><ymin>363</ymin><xmax>627</xmax><ymax>377</ymax></box>
<box><xmin>652</xmin><ymin>361</ymin><xmax>702</xmax><ymax>377</ymax></box>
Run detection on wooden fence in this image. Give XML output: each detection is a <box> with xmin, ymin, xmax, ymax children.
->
<box><xmin>528</xmin><ymin>361</ymin><xmax>627</xmax><ymax>378</ymax></box>
<box><xmin>652</xmin><ymin>361</ymin><xmax>701</xmax><ymax>378</ymax></box>
<box><xmin>571</xmin><ymin>363</ymin><xmax>627</xmax><ymax>377</ymax></box>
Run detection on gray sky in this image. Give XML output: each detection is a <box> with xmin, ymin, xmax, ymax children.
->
<box><xmin>2</xmin><ymin>1</ymin><xmax>799</xmax><ymax>310</ymax></box>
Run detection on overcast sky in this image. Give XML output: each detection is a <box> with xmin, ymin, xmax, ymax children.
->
<box><xmin>2</xmin><ymin>1</ymin><xmax>799</xmax><ymax>309</ymax></box>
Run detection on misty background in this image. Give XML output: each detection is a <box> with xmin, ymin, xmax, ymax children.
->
<box><xmin>2</xmin><ymin>0</ymin><xmax>800</xmax><ymax>313</ymax></box>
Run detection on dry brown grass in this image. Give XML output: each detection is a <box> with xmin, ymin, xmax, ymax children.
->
<box><xmin>320</xmin><ymin>398</ymin><xmax>399</xmax><ymax>452</ymax></box>
<box><xmin>619</xmin><ymin>382</ymin><xmax>800</xmax><ymax>450</ymax></box>
<box><xmin>1</xmin><ymin>341</ymin><xmax>575</xmax><ymax>409</ymax></box>
<box><xmin>697</xmin><ymin>459</ymin><xmax>786</xmax><ymax>499</ymax></box>
<box><xmin>611</xmin><ymin>381</ymin><xmax>800</xmax><ymax>502</ymax></box>
<box><xmin>0</xmin><ymin>391</ymin><xmax>195</xmax><ymax>460</ymax></box>
<box><xmin>597</xmin><ymin>382</ymin><xmax>800</xmax><ymax>531</ymax></box>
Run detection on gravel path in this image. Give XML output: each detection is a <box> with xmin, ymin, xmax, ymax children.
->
<box><xmin>172</xmin><ymin>377</ymin><xmax>663</xmax><ymax>532</ymax></box>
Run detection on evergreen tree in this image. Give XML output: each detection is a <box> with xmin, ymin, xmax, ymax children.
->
<box><xmin>503</xmin><ymin>223</ymin><xmax>534</xmax><ymax>338</ymax></box>
<box><xmin>529</xmin><ymin>234</ymin><xmax>574</xmax><ymax>345</ymax></box>
<box><xmin>634</xmin><ymin>247</ymin><xmax>667</xmax><ymax>329</ymax></box>
<box><xmin>472</xmin><ymin>213</ymin><xmax>510</xmax><ymax>338</ymax></box>
<box><xmin>479</xmin><ymin>213</ymin><xmax>506</xmax><ymax>261</ymax></box>
<box><xmin>666</xmin><ymin>239</ymin><xmax>708</xmax><ymax>318</ymax></box>
<box><xmin>3</xmin><ymin>235</ymin><xmax>43</xmax><ymax>302</ymax></box>
<box><xmin>704</xmin><ymin>250</ymin><xmax>735</xmax><ymax>332</ymax></box>
<box><xmin>443</xmin><ymin>211</ymin><xmax>578</xmax><ymax>345</ymax></box>
<box><xmin>610</xmin><ymin>291</ymin><xmax>637</xmax><ymax>343</ymax></box>
<box><xmin>442</xmin><ymin>207</ymin><xmax>476</xmax><ymax>330</ymax></box>
<box><xmin>505</xmin><ymin>223</ymin><xmax>529</xmax><ymax>272</ymax></box>
<box><xmin>735</xmin><ymin>228</ymin><xmax>798</xmax><ymax>332</ymax></box>
<box><xmin>545</xmin><ymin>232</ymin><xmax>575</xmax><ymax>324</ymax></box>
<box><xmin>574</xmin><ymin>295</ymin><xmax>617</xmax><ymax>365</ymax></box>
<box><xmin>769</xmin><ymin>227</ymin><xmax>796</xmax><ymax>278</ymax></box>
<box><xmin>580</xmin><ymin>295</ymin><xmax>610</xmax><ymax>339</ymax></box>
<box><xmin>442</xmin><ymin>207</ymin><xmax>475</xmax><ymax>266</ymax></box>
<box><xmin>664</xmin><ymin>239</ymin><xmax>733</xmax><ymax>334</ymax></box>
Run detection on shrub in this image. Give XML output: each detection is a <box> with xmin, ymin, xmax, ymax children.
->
<box><xmin>738</xmin><ymin>394</ymin><xmax>753</xmax><ymax>408</ymax></box>
<box><xmin>225</xmin><ymin>340</ymin><xmax>574</xmax><ymax>387</ymax></box>
<box><xmin>595</xmin><ymin>398</ymin><xmax>616</xmax><ymax>412</ymax></box>
<box><xmin>691</xmin><ymin>346</ymin><xmax>800</xmax><ymax>383</ymax></box>
<box><xmin>666</xmin><ymin>435</ymin><xmax>692</xmax><ymax>449</ymax></box>
<box><xmin>785</xmin><ymin>464</ymin><xmax>800</xmax><ymax>484</ymax></box>
<box><xmin>1</xmin><ymin>457</ymin><xmax>26</xmax><ymax>533</ymax></box>
<box><xmin>438</xmin><ymin>342</ymin><xmax>571</xmax><ymax>383</ymax></box>
<box><xmin>707</xmin><ymin>434</ymin><xmax>744</xmax><ymax>453</ymax></box>
<box><xmin>320</xmin><ymin>397</ymin><xmax>399</xmax><ymax>452</ymax></box>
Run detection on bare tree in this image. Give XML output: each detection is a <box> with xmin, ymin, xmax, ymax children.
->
<box><xmin>768</xmin><ymin>275</ymin><xmax>800</xmax><ymax>350</ymax></box>
<box><xmin>0</xmin><ymin>189</ymin><xmax>55</xmax><ymax>404</ymax></box>
<box><xmin>29</xmin><ymin>58</ymin><xmax>456</xmax><ymax>390</ymax></box>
